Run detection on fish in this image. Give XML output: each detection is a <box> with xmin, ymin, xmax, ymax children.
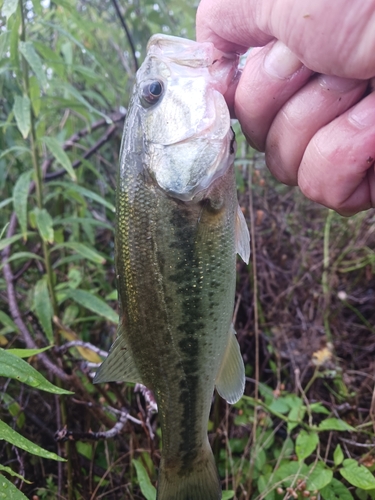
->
<box><xmin>94</xmin><ymin>34</ymin><xmax>250</xmax><ymax>500</ymax></box>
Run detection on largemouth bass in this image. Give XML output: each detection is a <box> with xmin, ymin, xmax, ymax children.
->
<box><xmin>94</xmin><ymin>34</ymin><xmax>250</xmax><ymax>500</ymax></box>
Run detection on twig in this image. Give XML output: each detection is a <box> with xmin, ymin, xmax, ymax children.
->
<box><xmin>135</xmin><ymin>383</ymin><xmax>157</xmax><ymax>413</ymax></box>
<box><xmin>55</xmin><ymin>409</ymin><xmax>132</xmax><ymax>442</ymax></box>
<box><xmin>111</xmin><ymin>0</ymin><xmax>139</xmax><ymax>72</ymax></box>
<box><xmin>44</xmin><ymin>111</ymin><xmax>126</xmax><ymax>181</ymax></box>
<box><xmin>56</xmin><ymin>340</ymin><xmax>109</xmax><ymax>359</ymax></box>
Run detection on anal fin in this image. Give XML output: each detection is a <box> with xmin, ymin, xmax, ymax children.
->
<box><xmin>215</xmin><ymin>325</ymin><xmax>245</xmax><ymax>404</ymax></box>
<box><xmin>235</xmin><ymin>204</ymin><xmax>250</xmax><ymax>264</ymax></box>
<box><xmin>93</xmin><ymin>328</ymin><xmax>143</xmax><ymax>384</ymax></box>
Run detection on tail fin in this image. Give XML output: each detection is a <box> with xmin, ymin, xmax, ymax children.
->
<box><xmin>157</xmin><ymin>444</ymin><xmax>221</xmax><ymax>500</ymax></box>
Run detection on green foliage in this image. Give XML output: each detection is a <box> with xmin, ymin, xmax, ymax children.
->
<box><xmin>0</xmin><ymin>0</ymin><xmax>372</xmax><ymax>499</ymax></box>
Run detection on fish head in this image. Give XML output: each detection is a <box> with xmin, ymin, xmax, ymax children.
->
<box><xmin>130</xmin><ymin>34</ymin><xmax>238</xmax><ymax>201</ymax></box>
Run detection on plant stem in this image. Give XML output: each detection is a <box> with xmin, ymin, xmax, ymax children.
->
<box><xmin>19</xmin><ymin>0</ymin><xmax>58</xmax><ymax>319</ymax></box>
<box><xmin>19</xmin><ymin>3</ymin><xmax>72</xmax><ymax>499</ymax></box>
<box><xmin>322</xmin><ymin>209</ymin><xmax>334</xmax><ymax>341</ymax></box>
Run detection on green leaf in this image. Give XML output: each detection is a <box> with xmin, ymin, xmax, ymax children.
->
<box><xmin>0</xmin><ymin>474</ymin><xmax>28</xmax><ymax>500</ymax></box>
<box><xmin>222</xmin><ymin>492</ymin><xmax>235</xmax><ymax>500</ymax></box>
<box><xmin>49</xmin><ymin>182</ymin><xmax>115</xmax><ymax>211</ymax></box>
<box><xmin>296</xmin><ymin>430</ymin><xmax>319</xmax><ymax>462</ymax></box>
<box><xmin>287</xmin><ymin>399</ymin><xmax>305</xmax><ymax>432</ymax></box>
<box><xmin>42</xmin><ymin>137</ymin><xmax>76</xmax><ymax>181</ymax></box>
<box><xmin>340</xmin><ymin>459</ymin><xmax>375</xmax><ymax>490</ymax></box>
<box><xmin>1</xmin><ymin>251</ymin><xmax>44</xmax><ymax>268</ymax></box>
<box><xmin>0</xmin><ymin>311</ymin><xmax>17</xmax><ymax>331</ymax></box>
<box><xmin>1</xmin><ymin>0</ymin><xmax>19</xmax><ymax>20</ymax></box>
<box><xmin>321</xmin><ymin>477</ymin><xmax>354</xmax><ymax>500</ymax></box>
<box><xmin>0</xmin><ymin>233</ymin><xmax>33</xmax><ymax>251</ymax></box>
<box><xmin>0</xmin><ymin>464</ymin><xmax>31</xmax><ymax>483</ymax></box>
<box><xmin>13</xmin><ymin>95</ymin><xmax>30</xmax><ymax>139</ymax></box>
<box><xmin>34</xmin><ymin>207</ymin><xmax>54</xmax><ymax>243</ymax></box>
<box><xmin>0</xmin><ymin>31</ymin><xmax>10</xmax><ymax>59</ymax></box>
<box><xmin>0</xmin><ymin>348</ymin><xmax>72</xmax><ymax>394</ymax></box>
<box><xmin>306</xmin><ymin>462</ymin><xmax>333</xmax><ymax>491</ymax></box>
<box><xmin>33</xmin><ymin>278</ymin><xmax>54</xmax><ymax>342</ymax></box>
<box><xmin>310</xmin><ymin>402</ymin><xmax>330</xmax><ymax>415</ymax></box>
<box><xmin>19</xmin><ymin>41</ymin><xmax>47</xmax><ymax>90</ymax></box>
<box><xmin>318</xmin><ymin>418</ymin><xmax>354</xmax><ymax>432</ymax></box>
<box><xmin>12</xmin><ymin>170</ymin><xmax>33</xmax><ymax>239</ymax></box>
<box><xmin>132</xmin><ymin>459</ymin><xmax>156</xmax><ymax>500</ymax></box>
<box><xmin>0</xmin><ymin>420</ymin><xmax>65</xmax><ymax>461</ymax></box>
<box><xmin>53</xmin><ymin>242</ymin><xmax>106</xmax><ymax>264</ymax></box>
<box><xmin>7</xmin><ymin>346</ymin><xmax>52</xmax><ymax>358</ymax></box>
<box><xmin>333</xmin><ymin>444</ymin><xmax>344</xmax><ymax>466</ymax></box>
<box><xmin>67</xmin><ymin>289</ymin><xmax>118</xmax><ymax>324</ymax></box>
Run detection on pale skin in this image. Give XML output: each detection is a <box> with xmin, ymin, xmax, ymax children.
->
<box><xmin>196</xmin><ymin>0</ymin><xmax>375</xmax><ymax>215</ymax></box>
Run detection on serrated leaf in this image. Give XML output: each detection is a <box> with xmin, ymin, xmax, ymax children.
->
<box><xmin>0</xmin><ymin>348</ymin><xmax>72</xmax><ymax>394</ymax></box>
<box><xmin>53</xmin><ymin>242</ymin><xmax>106</xmax><ymax>264</ymax></box>
<box><xmin>34</xmin><ymin>207</ymin><xmax>54</xmax><ymax>243</ymax></box>
<box><xmin>0</xmin><ymin>474</ymin><xmax>28</xmax><ymax>499</ymax></box>
<box><xmin>296</xmin><ymin>430</ymin><xmax>319</xmax><ymax>462</ymax></box>
<box><xmin>13</xmin><ymin>170</ymin><xmax>32</xmax><ymax>239</ymax></box>
<box><xmin>19</xmin><ymin>41</ymin><xmax>47</xmax><ymax>90</ymax></box>
<box><xmin>321</xmin><ymin>477</ymin><xmax>354</xmax><ymax>500</ymax></box>
<box><xmin>334</xmin><ymin>444</ymin><xmax>344</xmax><ymax>466</ymax></box>
<box><xmin>0</xmin><ymin>464</ymin><xmax>31</xmax><ymax>483</ymax></box>
<box><xmin>1</xmin><ymin>0</ymin><xmax>19</xmax><ymax>20</ymax></box>
<box><xmin>340</xmin><ymin>459</ymin><xmax>375</xmax><ymax>490</ymax></box>
<box><xmin>318</xmin><ymin>418</ymin><xmax>354</xmax><ymax>432</ymax></box>
<box><xmin>306</xmin><ymin>462</ymin><xmax>333</xmax><ymax>491</ymax></box>
<box><xmin>0</xmin><ymin>420</ymin><xmax>65</xmax><ymax>461</ymax></box>
<box><xmin>132</xmin><ymin>459</ymin><xmax>156</xmax><ymax>500</ymax></box>
<box><xmin>33</xmin><ymin>278</ymin><xmax>53</xmax><ymax>342</ymax></box>
<box><xmin>42</xmin><ymin>137</ymin><xmax>76</xmax><ymax>181</ymax></box>
<box><xmin>13</xmin><ymin>95</ymin><xmax>30</xmax><ymax>139</ymax></box>
<box><xmin>67</xmin><ymin>289</ymin><xmax>118</xmax><ymax>323</ymax></box>
<box><xmin>7</xmin><ymin>346</ymin><xmax>52</xmax><ymax>358</ymax></box>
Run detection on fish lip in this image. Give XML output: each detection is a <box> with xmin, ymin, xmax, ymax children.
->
<box><xmin>146</xmin><ymin>33</ymin><xmax>238</xmax><ymax>70</ymax></box>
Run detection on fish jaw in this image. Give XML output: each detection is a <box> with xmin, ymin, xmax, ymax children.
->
<box><xmin>129</xmin><ymin>34</ymin><xmax>239</xmax><ymax>201</ymax></box>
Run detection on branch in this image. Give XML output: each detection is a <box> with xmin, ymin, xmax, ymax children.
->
<box><xmin>111</xmin><ymin>0</ymin><xmax>139</xmax><ymax>72</ymax></box>
<box><xmin>44</xmin><ymin>110</ymin><xmax>126</xmax><ymax>181</ymax></box>
<box><xmin>55</xmin><ymin>408</ymin><xmax>138</xmax><ymax>442</ymax></box>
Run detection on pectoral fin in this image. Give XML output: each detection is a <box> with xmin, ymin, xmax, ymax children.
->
<box><xmin>215</xmin><ymin>325</ymin><xmax>245</xmax><ymax>404</ymax></box>
<box><xmin>93</xmin><ymin>328</ymin><xmax>143</xmax><ymax>384</ymax></box>
<box><xmin>235</xmin><ymin>204</ymin><xmax>250</xmax><ymax>264</ymax></box>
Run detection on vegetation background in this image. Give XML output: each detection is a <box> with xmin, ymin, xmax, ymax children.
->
<box><xmin>0</xmin><ymin>0</ymin><xmax>375</xmax><ymax>499</ymax></box>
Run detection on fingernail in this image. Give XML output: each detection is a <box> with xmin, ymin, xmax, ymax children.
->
<box><xmin>264</xmin><ymin>41</ymin><xmax>303</xmax><ymax>79</ymax></box>
<box><xmin>319</xmin><ymin>75</ymin><xmax>361</xmax><ymax>91</ymax></box>
<box><xmin>348</xmin><ymin>96</ymin><xmax>375</xmax><ymax>128</ymax></box>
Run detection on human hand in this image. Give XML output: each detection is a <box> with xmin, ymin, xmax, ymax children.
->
<box><xmin>196</xmin><ymin>0</ymin><xmax>375</xmax><ymax>215</ymax></box>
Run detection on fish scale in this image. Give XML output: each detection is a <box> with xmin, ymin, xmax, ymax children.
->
<box><xmin>94</xmin><ymin>34</ymin><xmax>250</xmax><ymax>500</ymax></box>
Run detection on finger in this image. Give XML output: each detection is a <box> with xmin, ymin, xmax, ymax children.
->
<box><xmin>297</xmin><ymin>91</ymin><xmax>375</xmax><ymax>215</ymax></box>
<box><xmin>265</xmin><ymin>75</ymin><xmax>368</xmax><ymax>185</ymax></box>
<box><xmin>234</xmin><ymin>41</ymin><xmax>313</xmax><ymax>150</ymax></box>
<box><xmin>196</xmin><ymin>0</ymin><xmax>375</xmax><ymax>78</ymax></box>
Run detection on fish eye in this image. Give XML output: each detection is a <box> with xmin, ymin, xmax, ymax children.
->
<box><xmin>141</xmin><ymin>80</ymin><xmax>164</xmax><ymax>106</ymax></box>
